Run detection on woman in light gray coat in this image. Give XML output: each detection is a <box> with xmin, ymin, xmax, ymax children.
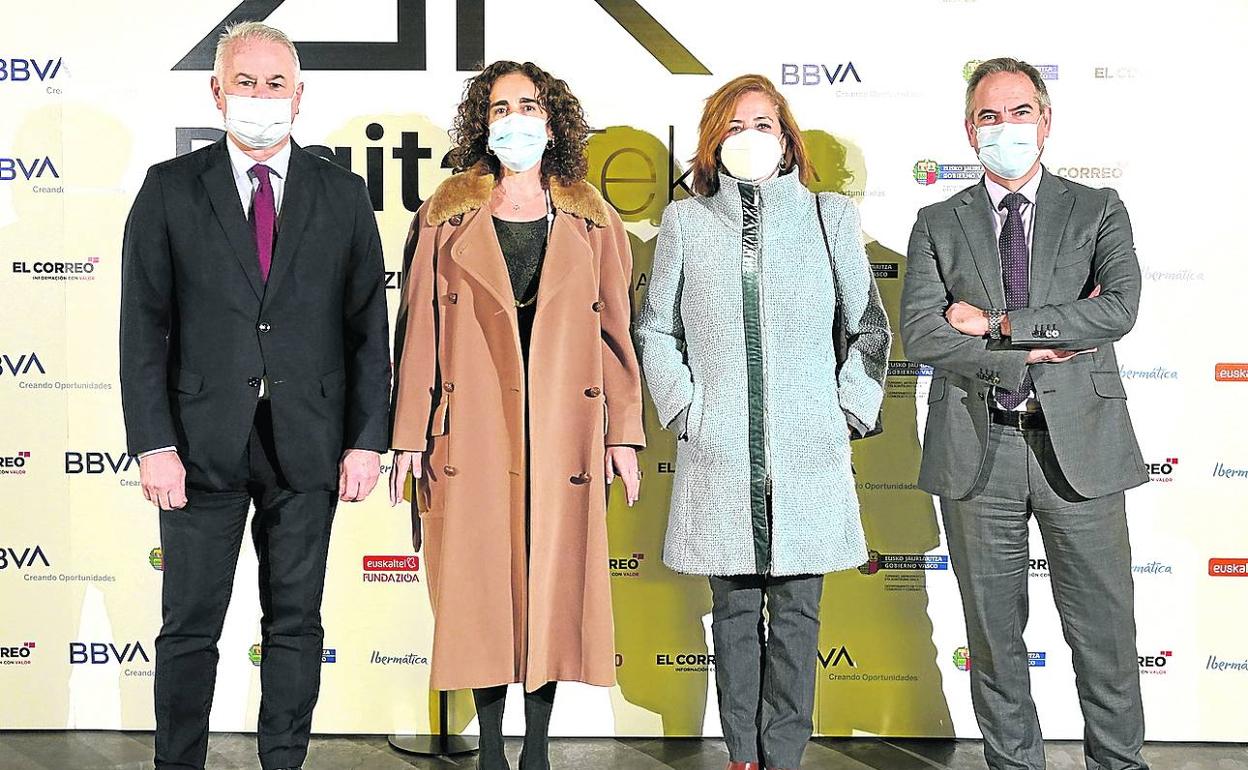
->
<box><xmin>635</xmin><ymin>75</ymin><xmax>890</xmax><ymax>770</ymax></box>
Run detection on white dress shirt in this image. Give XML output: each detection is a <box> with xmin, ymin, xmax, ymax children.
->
<box><xmin>984</xmin><ymin>171</ymin><xmax>1042</xmax><ymax>411</ymax></box>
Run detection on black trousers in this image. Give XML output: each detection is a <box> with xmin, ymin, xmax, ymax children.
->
<box><xmin>154</xmin><ymin>402</ymin><xmax>337</xmax><ymax>770</ymax></box>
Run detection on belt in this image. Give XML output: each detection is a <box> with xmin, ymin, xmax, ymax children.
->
<box><xmin>989</xmin><ymin>407</ymin><xmax>1047</xmax><ymax>431</ymax></box>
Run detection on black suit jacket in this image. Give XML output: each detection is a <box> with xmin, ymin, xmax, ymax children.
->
<box><xmin>120</xmin><ymin>139</ymin><xmax>390</xmax><ymax>492</ymax></box>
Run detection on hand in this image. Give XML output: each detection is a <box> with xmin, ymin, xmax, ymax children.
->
<box><xmin>946</xmin><ymin>301</ymin><xmax>989</xmax><ymax>336</ymax></box>
<box><xmin>389</xmin><ymin>450</ymin><xmax>423</xmax><ymax>506</ymax></box>
<box><xmin>338</xmin><ymin>449</ymin><xmax>381</xmax><ymax>502</ymax></box>
<box><xmin>1026</xmin><ymin>347</ymin><xmax>1098</xmax><ymax>364</ymax></box>
<box><xmin>605</xmin><ymin>446</ymin><xmax>641</xmax><ymax>506</ymax></box>
<box><xmin>140</xmin><ymin>451</ymin><xmax>187</xmax><ymax>510</ymax></box>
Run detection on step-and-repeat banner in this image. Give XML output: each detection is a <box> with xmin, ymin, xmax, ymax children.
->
<box><xmin>2</xmin><ymin>0</ymin><xmax>1246</xmax><ymax>741</ymax></box>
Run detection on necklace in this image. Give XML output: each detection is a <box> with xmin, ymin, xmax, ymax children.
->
<box><xmin>502</xmin><ymin>181</ymin><xmax>543</xmax><ymax>212</ymax></box>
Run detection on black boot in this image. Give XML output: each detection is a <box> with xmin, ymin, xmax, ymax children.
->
<box><xmin>518</xmin><ymin>682</ymin><xmax>557</xmax><ymax>770</ymax></box>
<box><xmin>472</xmin><ymin>685</ymin><xmax>510</xmax><ymax>770</ymax></box>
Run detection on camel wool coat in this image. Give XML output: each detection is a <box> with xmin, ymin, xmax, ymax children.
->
<box><xmin>391</xmin><ymin>164</ymin><xmax>645</xmax><ymax>692</ymax></box>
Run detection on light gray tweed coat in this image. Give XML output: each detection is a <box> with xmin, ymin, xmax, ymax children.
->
<box><xmin>636</xmin><ymin>170</ymin><xmax>890</xmax><ymax>577</ymax></box>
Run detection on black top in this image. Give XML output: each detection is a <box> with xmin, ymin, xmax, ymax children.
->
<box><xmin>494</xmin><ymin>216</ymin><xmax>548</xmax><ymax>306</ymax></box>
<box><xmin>493</xmin><ymin>216</ymin><xmax>548</xmax><ymax>362</ymax></box>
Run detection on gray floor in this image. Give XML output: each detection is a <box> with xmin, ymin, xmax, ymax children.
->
<box><xmin>0</xmin><ymin>733</ymin><xmax>1245</xmax><ymax>770</ymax></box>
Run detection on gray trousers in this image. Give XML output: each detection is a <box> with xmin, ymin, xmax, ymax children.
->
<box><xmin>941</xmin><ymin>423</ymin><xmax>1148</xmax><ymax>770</ymax></box>
<box><xmin>709</xmin><ymin>573</ymin><xmax>823</xmax><ymax>769</ymax></box>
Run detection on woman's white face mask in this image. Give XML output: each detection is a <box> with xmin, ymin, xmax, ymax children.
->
<box><xmin>720</xmin><ymin>129</ymin><xmax>784</xmax><ymax>182</ymax></box>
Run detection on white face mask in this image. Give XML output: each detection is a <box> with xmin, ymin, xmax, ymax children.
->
<box><xmin>487</xmin><ymin>113</ymin><xmax>549</xmax><ymax>173</ymax></box>
<box><xmin>975</xmin><ymin>121</ymin><xmax>1042</xmax><ymax>180</ymax></box>
<box><xmin>224</xmin><ymin>94</ymin><xmax>294</xmax><ymax>150</ymax></box>
<box><xmin>720</xmin><ymin>129</ymin><xmax>784</xmax><ymax>182</ymax></box>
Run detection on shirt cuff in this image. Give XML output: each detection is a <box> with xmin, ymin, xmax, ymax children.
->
<box><xmin>138</xmin><ymin>446</ymin><xmax>177</xmax><ymax>458</ymax></box>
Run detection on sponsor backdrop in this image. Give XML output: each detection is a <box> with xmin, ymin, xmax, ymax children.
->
<box><xmin>2</xmin><ymin>0</ymin><xmax>1245</xmax><ymax>743</ymax></box>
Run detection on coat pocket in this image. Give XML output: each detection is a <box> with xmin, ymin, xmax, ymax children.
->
<box><xmin>430</xmin><ymin>396</ymin><xmax>450</xmax><ymax>437</ymax></box>
<box><xmin>172</xmin><ymin>368</ymin><xmax>204</xmax><ymax>395</ymax></box>
<box><xmin>320</xmin><ymin>368</ymin><xmax>346</xmax><ymax>397</ymax></box>
<box><xmin>686</xmin><ymin>384</ymin><xmax>705</xmax><ymax>443</ymax></box>
<box><xmin>1090</xmin><ymin>371</ymin><xmax>1128</xmax><ymax>399</ymax></box>
<box><xmin>927</xmin><ymin>376</ymin><xmax>947</xmax><ymax>404</ymax></box>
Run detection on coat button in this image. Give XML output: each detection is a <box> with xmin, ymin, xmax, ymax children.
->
<box><xmin>448</xmin><ymin>292</ymin><xmax>458</xmax><ymax>304</ymax></box>
<box><xmin>257</xmin><ymin>322</ymin><xmax>271</xmax><ymax>333</ymax></box>
<box><xmin>247</xmin><ymin>377</ymin><xmax>261</xmax><ymax>388</ymax></box>
<box><xmin>585</xmin><ymin>386</ymin><xmax>602</xmax><ymax>398</ymax></box>
<box><xmin>591</xmin><ymin>300</ymin><xmax>604</xmax><ymax>312</ymax></box>
<box><xmin>570</xmin><ymin>472</ymin><xmax>592</xmax><ymax>485</ymax></box>
<box><xmin>443</xmin><ymin>382</ymin><xmax>455</xmax><ymax>393</ymax></box>
<box><xmin>443</xmin><ymin>465</ymin><xmax>458</xmax><ymax>476</ymax></box>
<box><xmin>449</xmin><ymin>214</ymin><xmax>464</xmax><ymax>226</ymax></box>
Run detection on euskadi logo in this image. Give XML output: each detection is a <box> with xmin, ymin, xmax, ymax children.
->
<box><xmin>322</xmin><ymin>648</ymin><xmax>336</xmax><ymax>664</ymax></box>
<box><xmin>248</xmin><ymin>644</ymin><xmax>263</xmax><ymax>666</ymax></box>
<box><xmin>362</xmin><ymin>554</ymin><xmax>420</xmax><ymax>583</ymax></box>
<box><xmin>0</xmin><ymin>546</ymin><xmax>50</xmax><ymax>571</ymax></box>
<box><xmin>953</xmin><ymin>646</ymin><xmax>972</xmax><ymax>671</ymax></box>
<box><xmin>148</xmin><ymin>548</ymin><xmax>164</xmax><ymax>571</ymax></box>
<box><xmin>858</xmin><ymin>550</ymin><xmax>949</xmax><ymax>575</ymax></box>
<box><xmin>954</xmin><ymin>646</ymin><xmax>1044</xmax><ymax>671</ymax></box>
<box><xmin>69</xmin><ymin>641</ymin><xmax>150</xmax><ymax>665</ymax></box>
<box><xmin>0</xmin><ymin>451</ymin><xmax>31</xmax><ymax>475</ymax></box>
<box><xmin>913</xmin><ymin>159</ymin><xmax>981</xmax><ymax>186</ymax></box>
<box><xmin>963</xmin><ymin>60</ymin><xmax>1059</xmax><ymax>81</ymax></box>
<box><xmin>0</xmin><ymin>641</ymin><xmax>36</xmax><ymax>665</ymax></box>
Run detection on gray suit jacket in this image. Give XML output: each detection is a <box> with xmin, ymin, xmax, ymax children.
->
<box><xmin>901</xmin><ymin>167</ymin><xmax>1147</xmax><ymax>500</ymax></box>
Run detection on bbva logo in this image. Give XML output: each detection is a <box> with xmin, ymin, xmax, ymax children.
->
<box><xmin>818</xmin><ymin>645</ymin><xmax>857</xmax><ymax>669</ymax></box>
<box><xmin>0</xmin><ymin>546</ymin><xmax>51</xmax><ymax>570</ymax></box>
<box><xmin>0</xmin><ymin>58</ymin><xmax>64</xmax><ymax>82</ymax></box>
<box><xmin>64</xmin><ymin>452</ymin><xmax>138</xmax><ymax>475</ymax></box>
<box><xmin>0</xmin><ymin>157</ymin><xmax>60</xmax><ymax>182</ymax></box>
<box><xmin>780</xmin><ymin>62</ymin><xmax>862</xmax><ymax>86</ymax></box>
<box><xmin>0</xmin><ymin>353</ymin><xmax>46</xmax><ymax>376</ymax></box>
<box><xmin>69</xmin><ymin>641</ymin><xmax>151</xmax><ymax>665</ymax></box>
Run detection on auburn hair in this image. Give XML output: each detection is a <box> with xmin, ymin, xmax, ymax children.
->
<box><xmin>447</xmin><ymin>60</ymin><xmax>589</xmax><ymax>185</ymax></box>
<box><xmin>691</xmin><ymin>74</ymin><xmax>811</xmax><ymax>197</ymax></box>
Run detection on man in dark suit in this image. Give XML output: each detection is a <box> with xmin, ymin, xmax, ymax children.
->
<box><xmin>120</xmin><ymin>21</ymin><xmax>389</xmax><ymax>770</ymax></box>
<box><xmin>902</xmin><ymin>58</ymin><xmax>1149</xmax><ymax>770</ymax></box>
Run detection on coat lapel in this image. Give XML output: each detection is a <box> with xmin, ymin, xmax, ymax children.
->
<box><xmin>262</xmin><ymin>144</ymin><xmax>316</xmax><ymax>304</ymax></box>
<box><xmin>1028</xmin><ymin>168</ymin><xmax>1074</xmax><ymax>307</ymax></box>
<box><xmin>535</xmin><ymin>212</ymin><xmax>591</xmax><ymax>312</ymax></box>
<box><xmin>200</xmin><ymin>140</ymin><xmax>264</xmax><ymax>301</ymax></box>
<box><xmin>953</xmin><ymin>182</ymin><xmax>1007</xmax><ymax>309</ymax></box>
<box><xmin>452</xmin><ymin>207</ymin><xmax>519</xmax><ymax>315</ymax></box>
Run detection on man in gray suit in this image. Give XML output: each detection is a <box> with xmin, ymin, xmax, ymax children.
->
<box><xmin>902</xmin><ymin>58</ymin><xmax>1149</xmax><ymax>770</ymax></box>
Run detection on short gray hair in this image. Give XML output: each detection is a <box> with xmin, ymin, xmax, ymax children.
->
<box><xmin>965</xmin><ymin>58</ymin><xmax>1050</xmax><ymax>120</ymax></box>
<box><xmin>213</xmin><ymin>21</ymin><xmax>301</xmax><ymax>80</ymax></box>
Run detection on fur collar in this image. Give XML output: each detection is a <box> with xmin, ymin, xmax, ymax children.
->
<box><xmin>426</xmin><ymin>163</ymin><xmax>612</xmax><ymax>228</ymax></box>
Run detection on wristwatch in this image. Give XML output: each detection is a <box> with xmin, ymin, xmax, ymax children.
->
<box><xmin>986</xmin><ymin>308</ymin><xmax>1006</xmax><ymax>340</ymax></box>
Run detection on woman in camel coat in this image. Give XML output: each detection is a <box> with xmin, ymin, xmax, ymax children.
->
<box><xmin>388</xmin><ymin>60</ymin><xmax>645</xmax><ymax>769</ymax></box>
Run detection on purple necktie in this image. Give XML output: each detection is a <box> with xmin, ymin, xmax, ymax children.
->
<box><xmin>249</xmin><ymin>164</ymin><xmax>275</xmax><ymax>283</ymax></box>
<box><xmin>998</xmin><ymin>192</ymin><xmax>1032</xmax><ymax>409</ymax></box>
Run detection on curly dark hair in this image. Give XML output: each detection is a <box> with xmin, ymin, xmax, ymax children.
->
<box><xmin>447</xmin><ymin>61</ymin><xmax>589</xmax><ymax>185</ymax></box>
